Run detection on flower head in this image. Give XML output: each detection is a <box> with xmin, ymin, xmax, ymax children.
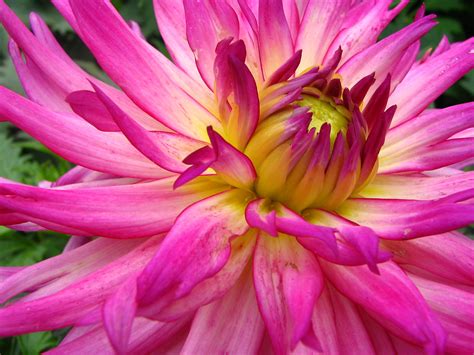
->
<box><xmin>0</xmin><ymin>0</ymin><xmax>473</xmax><ymax>354</ymax></box>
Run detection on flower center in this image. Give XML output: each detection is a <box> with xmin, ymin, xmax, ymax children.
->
<box><xmin>298</xmin><ymin>94</ymin><xmax>350</xmax><ymax>143</ymax></box>
<box><xmin>178</xmin><ymin>50</ymin><xmax>395</xmax><ymax>215</ymax></box>
<box><xmin>246</xmin><ymin>64</ymin><xmax>394</xmax><ymax>212</ymax></box>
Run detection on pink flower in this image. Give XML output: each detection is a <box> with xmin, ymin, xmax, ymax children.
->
<box><xmin>0</xmin><ymin>0</ymin><xmax>473</xmax><ymax>353</ymax></box>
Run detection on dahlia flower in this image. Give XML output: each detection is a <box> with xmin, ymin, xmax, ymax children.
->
<box><xmin>0</xmin><ymin>0</ymin><xmax>473</xmax><ymax>353</ymax></box>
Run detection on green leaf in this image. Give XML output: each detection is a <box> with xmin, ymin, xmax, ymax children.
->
<box><xmin>425</xmin><ymin>0</ymin><xmax>465</xmax><ymax>11</ymax></box>
<box><xmin>0</xmin><ymin>129</ymin><xmax>30</xmax><ymax>181</ymax></box>
<box><xmin>17</xmin><ymin>332</ymin><xmax>58</xmax><ymax>355</ymax></box>
<box><xmin>0</xmin><ymin>57</ymin><xmax>24</xmax><ymax>94</ymax></box>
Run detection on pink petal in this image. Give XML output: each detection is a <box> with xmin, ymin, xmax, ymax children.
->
<box><xmin>102</xmin><ymin>278</ymin><xmax>138</xmax><ymax>354</ymax></box>
<box><xmin>226</xmin><ymin>0</ymin><xmax>264</xmax><ymax>83</ymax></box>
<box><xmin>389</xmin><ymin>38</ymin><xmax>474</xmax><ymax>127</ymax></box>
<box><xmin>296</xmin><ymin>0</ymin><xmax>351</xmax><ymax>71</ymax></box>
<box><xmin>183</xmin><ymin>0</ymin><xmax>239</xmax><ymax>87</ymax></box>
<box><xmin>0</xmin><ymin>177</ymin><xmax>222</xmax><ymax>238</ymax></box>
<box><xmin>383</xmin><ymin>103</ymin><xmax>474</xmax><ymax>155</ymax></box>
<box><xmin>245</xmin><ymin>199</ymin><xmax>278</xmax><ymax>237</ymax></box>
<box><xmin>409</xmin><ymin>274</ymin><xmax>474</xmax><ymax>354</ymax></box>
<box><xmin>361</xmin><ymin>172</ymin><xmax>474</xmax><ymax>200</ymax></box>
<box><xmin>137</xmin><ymin>189</ymin><xmax>251</xmax><ymax>305</ymax></box>
<box><xmin>153</xmin><ymin>0</ymin><xmax>202</xmax><ymax>82</ymax></box>
<box><xmin>140</xmin><ymin>230</ymin><xmax>256</xmax><ymax>322</ymax></box>
<box><xmin>93</xmin><ymin>83</ymin><xmax>207</xmax><ymax>173</ymax></box>
<box><xmin>258</xmin><ymin>0</ymin><xmax>294</xmax><ymax>78</ymax></box>
<box><xmin>224</xmin><ymin>53</ymin><xmax>260</xmax><ymax>149</ymax></box>
<box><xmin>0</xmin><ymin>236</ymin><xmax>161</xmax><ymax>336</ymax></box>
<box><xmin>338</xmin><ymin>15</ymin><xmax>436</xmax><ymax>91</ymax></box>
<box><xmin>0</xmin><ymin>87</ymin><xmax>171</xmax><ymax>179</ymax></box>
<box><xmin>253</xmin><ymin>233</ymin><xmax>324</xmax><ymax>353</ymax></box>
<box><xmin>1</xmin><ymin>5</ymin><xmax>167</xmax><ymax>131</ymax></box>
<box><xmin>338</xmin><ymin>196</ymin><xmax>474</xmax><ymax>239</ymax></box>
<box><xmin>68</xmin><ymin>0</ymin><xmax>219</xmax><ymax>139</ymax></box>
<box><xmin>385</xmin><ymin>231</ymin><xmax>474</xmax><ymax>286</ymax></box>
<box><xmin>326</xmin><ymin>0</ymin><xmax>409</xmax><ymax>65</ymax></box>
<box><xmin>313</xmin><ymin>284</ymin><xmax>377</xmax><ymax>354</ymax></box>
<box><xmin>46</xmin><ymin>316</ymin><xmax>191</xmax><ymax>355</ymax></box>
<box><xmin>320</xmin><ymin>260</ymin><xmax>446</xmax><ymax>352</ymax></box>
<box><xmin>0</xmin><ymin>267</ymin><xmax>23</xmax><ymax>283</ymax></box>
<box><xmin>207</xmin><ymin>128</ymin><xmax>257</xmax><ymax>189</ymax></box>
<box><xmin>181</xmin><ymin>270</ymin><xmax>265</xmax><ymax>354</ymax></box>
<box><xmin>8</xmin><ymin>40</ymin><xmax>72</xmax><ymax>112</ymax></box>
<box><xmin>277</xmin><ymin>205</ymin><xmax>391</xmax><ymax>267</ymax></box>
<box><xmin>0</xmin><ymin>238</ymin><xmax>143</xmax><ymax>305</ymax></box>
<box><xmin>66</xmin><ymin>91</ymin><xmax>120</xmax><ymax>132</ymax></box>
<box><xmin>359</xmin><ymin>310</ymin><xmax>397</xmax><ymax>354</ymax></box>
<box><xmin>379</xmin><ymin>138</ymin><xmax>474</xmax><ymax>173</ymax></box>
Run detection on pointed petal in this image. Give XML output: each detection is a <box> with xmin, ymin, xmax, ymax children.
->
<box><xmin>137</xmin><ymin>189</ymin><xmax>251</xmax><ymax>305</ymax></box>
<box><xmin>409</xmin><ymin>274</ymin><xmax>474</xmax><ymax>354</ymax></box>
<box><xmin>360</xmin><ymin>172</ymin><xmax>474</xmax><ymax>200</ymax></box>
<box><xmin>0</xmin><ymin>236</ymin><xmax>161</xmax><ymax>336</ymax></box>
<box><xmin>379</xmin><ymin>138</ymin><xmax>474</xmax><ymax>173</ymax></box>
<box><xmin>258</xmin><ymin>0</ymin><xmax>294</xmax><ymax>78</ymax></box>
<box><xmin>296</xmin><ymin>0</ymin><xmax>351</xmax><ymax>70</ymax></box>
<box><xmin>153</xmin><ymin>0</ymin><xmax>202</xmax><ymax>82</ymax></box>
<box><xmin>69</xmin><ymin>0</ymin><xmax>219</xmax><ymax>139</ymax></box>
<box><xmin>47</xmin><ymin>316</ymin><xmax>191</xmax><ymax>355</ymax></box>
<box><xmin>0</xmin><ymin>87</ymin><xmax>171</xmax><ymax>179</ymax></box>
<box><xmin>0</xmin><ymin>178</ymin><xmax>222</xmax><ymax>238</ymax></box>
<box><xmin>93</xmin><ymin>83</ymin><xmax>206</xmax><ymax>173</ymax></box>
<box><xmin>102</xmin><ymin>279</ymin><xmax>138</xmax><ymax>354</ymax></box>
<box><xmin>338</xmin><ymin>15</ymin><xmax>436</xmax><ymax>90</ymax></box>
<box><xmin>338</xmin><ymin>196</ymin><xmax>474</xmax><ymax>239</ymax></box>
<box><xmin>8</xmin><ymin>39</ymin><xmax>71</xmax><ymax>112</ymax></box>
<box><xmin>140</xmin><ymin>230</ymin><xmax>256</xmax><ymax>322</ymax></box>
<box><xmin>1</xmin><ymin>4</ymin><xmax>167</xmax><ymax>131</ymax></box>
<box><xmin>66</xmin><ymin>90</ymin><xmax>120</xmax><ymax>132</ymax></box>
<box><xmin>208</xmin><ymin>128</ymin><xmax>257</xmax><ymax>189</ymax></box>
<box><xmin>389</xmin><ymin>38</ymin><xmax>474</xmax><ymax>127</ymax></box>
<box><xmin>0</xmin><ymin>238</ymin><xmax>142</xmax><ymax>304</ymax></box>
<box><xmin>320</xmin><ymin>260</ymin><xmax>446</xmax><ymax>353</ymax></box>
<box><xmin>183</xmin><ymin>0</ymin><xmax>239</xmax><ymax>87</ymax></box>
<box><xmin>382</xmin><ymin>103</ymin><xmax>474</xmax><ymax>157</ymax></box>
<box><xmin>326</xmin><ymin>0</ymin><xmax>409</xmax><ymax>65</ymax></box>
<box><xmin>253</xmin><ymin>234</ymin><xmax>323</xmax><ymax>353</ymax></box>
<box><xmin>225</xmin><ymin>54</ymin><xmax>260</xmax><ymax>149</ymax></box>
<box><xmin>385</xmin><ymin>231</ymin><xmax>474</xmax><ymax>286</ymax></box>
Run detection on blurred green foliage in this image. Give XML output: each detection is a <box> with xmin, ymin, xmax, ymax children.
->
<box><xmin>0</xmin><ymin>0</ymin><xmax>472</xmax><ymax>354</ymax></box>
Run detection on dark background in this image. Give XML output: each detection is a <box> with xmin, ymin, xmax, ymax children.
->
<box><xmin>0</xmin><ymin>0</ymin><xmax>472</xmax><ymax>353</ymax></box>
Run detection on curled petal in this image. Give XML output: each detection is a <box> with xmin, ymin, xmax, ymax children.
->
<box><xmin>137</xmin><ymin>189</ymin><xmax>252</xmax><ymax>305</ymax></box>
<box><xmin>141</xmin><ymin>230</ymin><xmax>256</xmax><ymax>322</ymax></box>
